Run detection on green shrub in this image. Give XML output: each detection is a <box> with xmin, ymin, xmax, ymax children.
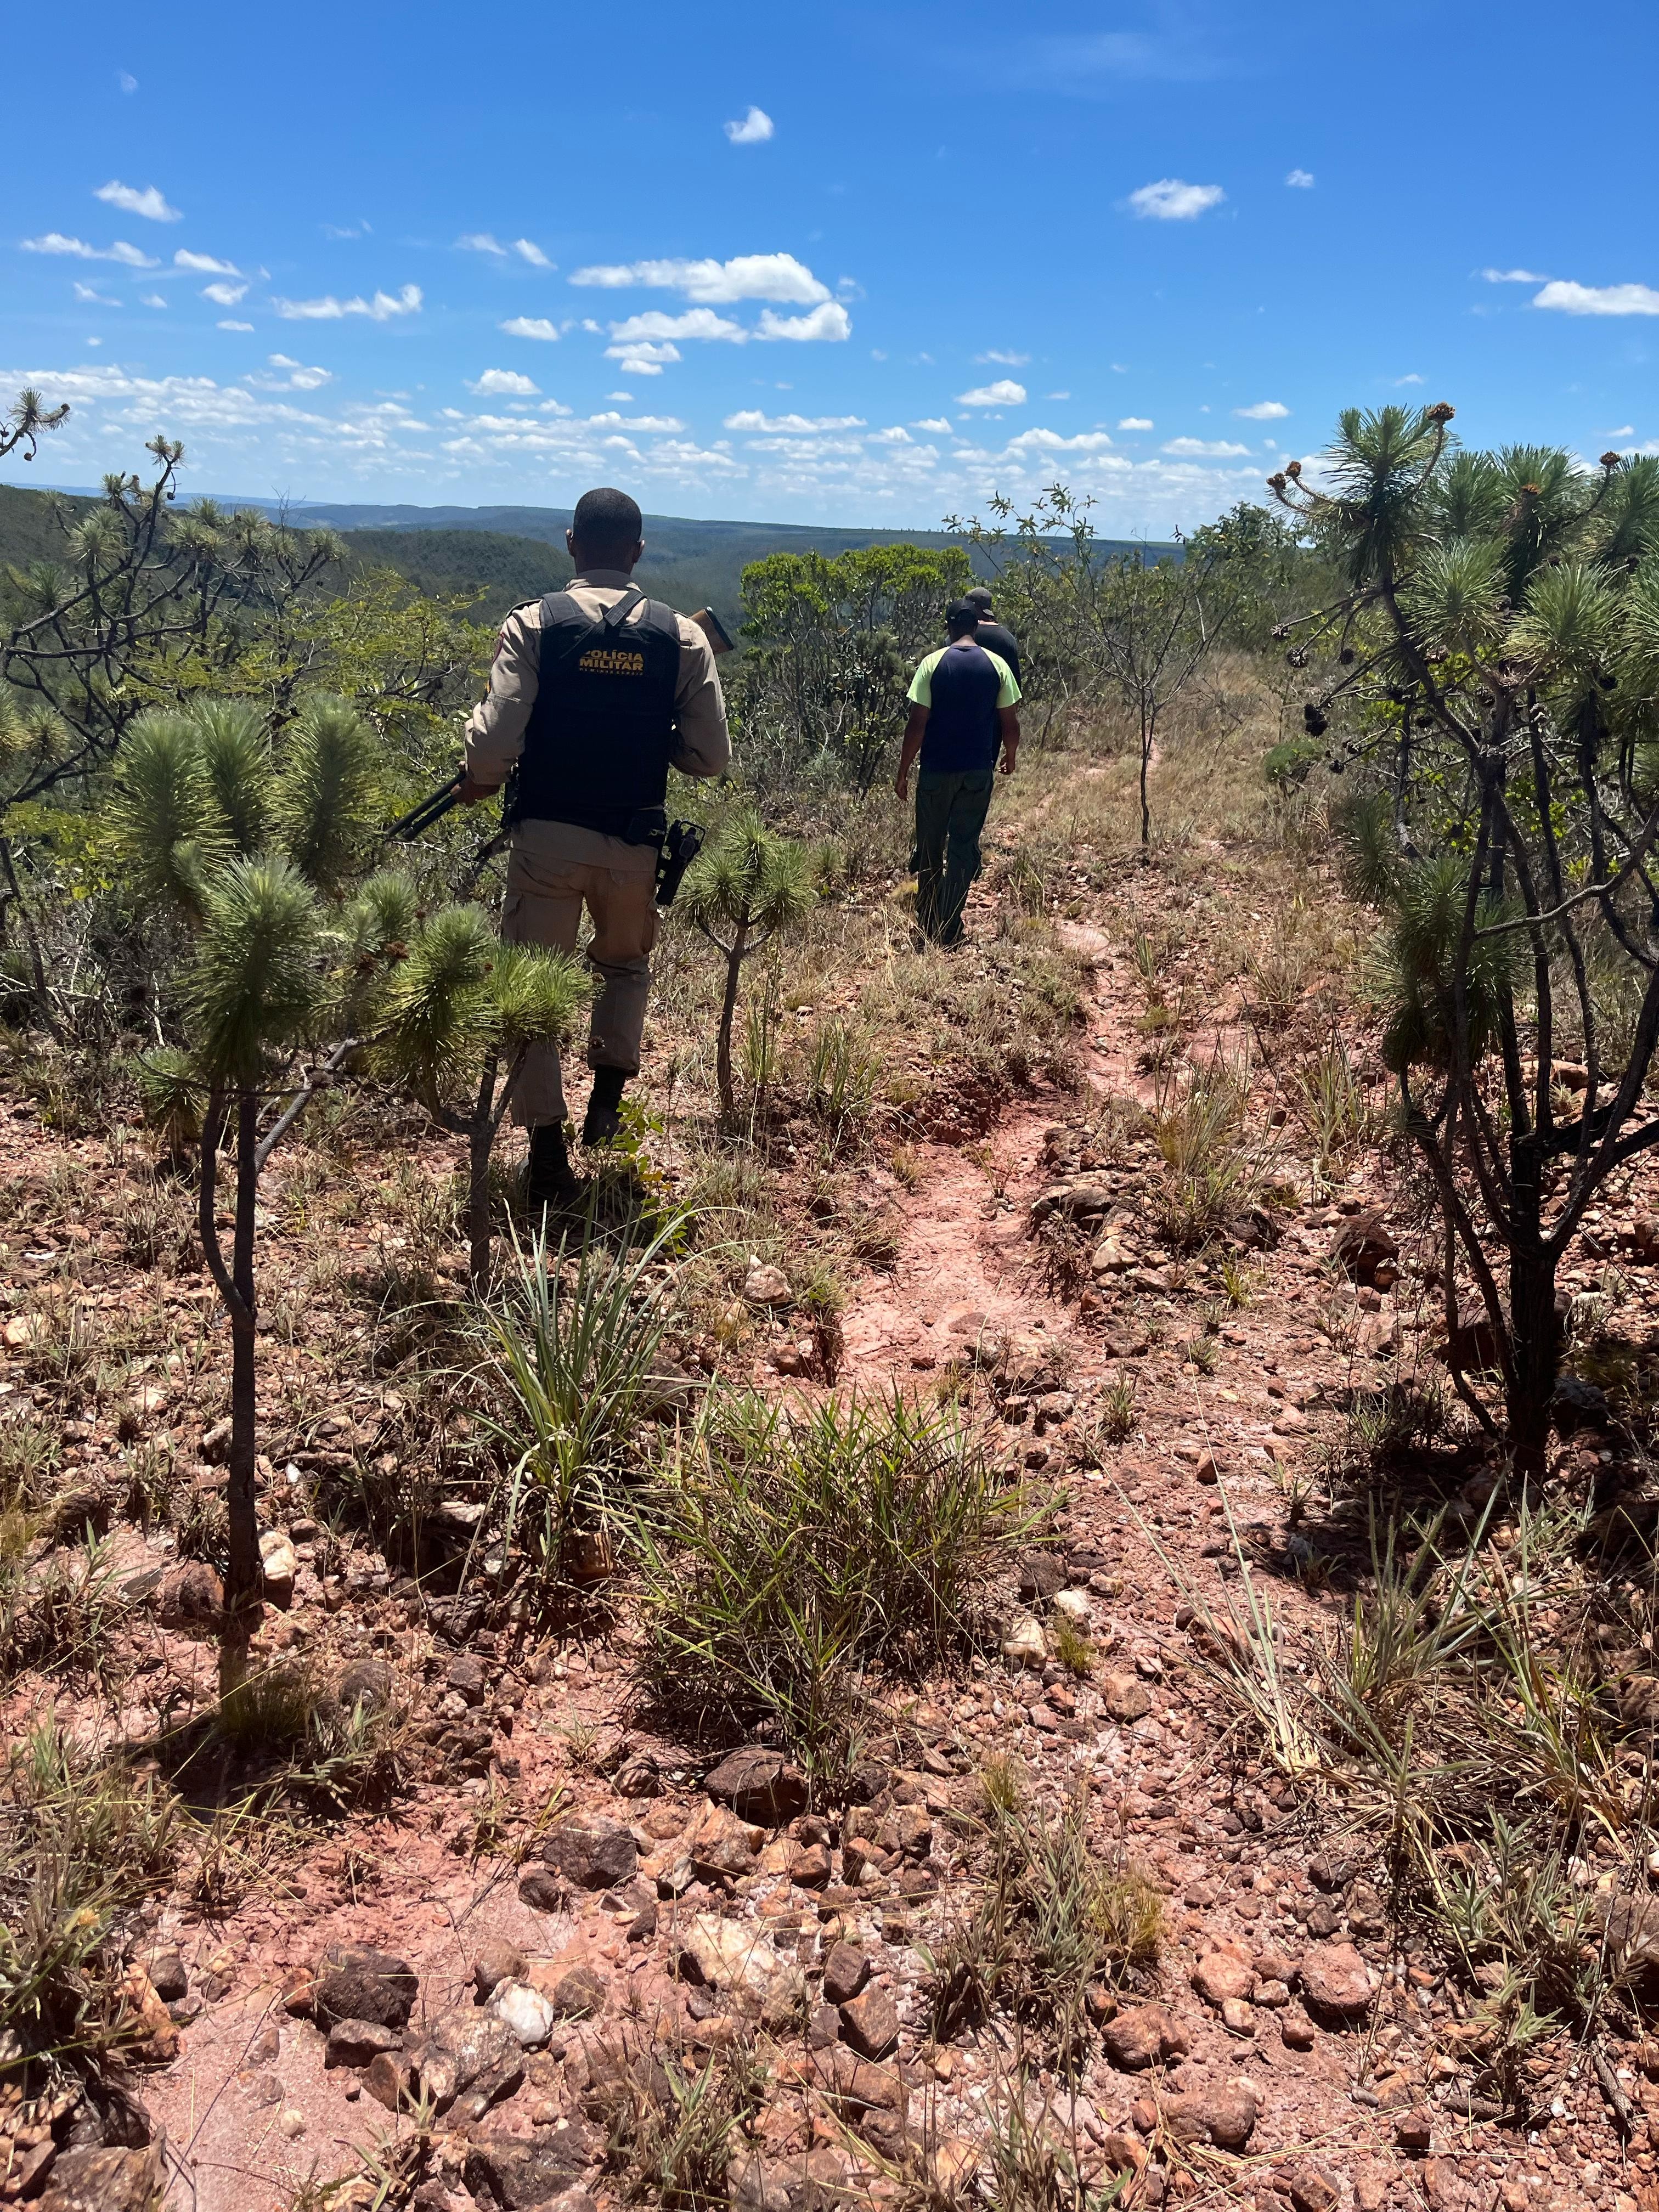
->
<box><xmin>635</xmin><ymin>1391</ymin><xmax>1038</xmax><ymax>1778</ymax></box>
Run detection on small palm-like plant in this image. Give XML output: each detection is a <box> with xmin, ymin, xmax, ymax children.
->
<box><xmin>377</xmin><ymin>904</ymin><xmax>590</xmax><ymax>1286</ymax></box>
<box><xmin>109</xmin><ymin>696</ymin><xmax>403</xmax><ymax>1646</ymax></box>
<box><xmin>680</xmin><ymin>810</ymin><xmax>812</xmax><ymax>1124</ymax></box>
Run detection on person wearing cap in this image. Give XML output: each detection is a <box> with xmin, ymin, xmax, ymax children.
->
<box><xmin>894</xmin><ymin>598</ymin><xmax>1021</xmax><ymax>947</ymax></box>
<box><xmin>964</xmin><ymin>585</ymin><xmax>1022</xmax><ymax>688</ymax></box>
<box><xmin>457</xmin><ymin>486</ymin><xmax>730</xmax><ymax>1207</ymax></box>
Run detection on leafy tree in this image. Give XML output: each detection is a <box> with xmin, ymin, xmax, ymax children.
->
<box><xmin>1271</xmin><ymin>404</ymin><xmax>1659</xmax><ymax>1470</ymax></box>
<box><xmin>108</xmin><ymin>695</ymin><xmax>405</xmax><ymax>1648</ymax></box>
<box><xmin>735</xmin><ymin>543</ymin><xmax>972</xmax><ymax>791</ymax></box>
<box><xmin>377</xmin><ymin>905</ymin><xmax>589</xmax><ymax>1286</ymax></box>
<box><xmin>681</xmin><ymin>811</ymin><xmax>814</xmax><ymax>1124</ymax></box>
<box><xmin>951</xmin><ymin>484</ymin><xmax>1248</xmax><ymax>838</ymax></box>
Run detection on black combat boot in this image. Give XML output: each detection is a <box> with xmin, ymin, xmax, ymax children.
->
<box><xmin>583</xmin><ymin>1065</ymin><xmax>628</xmax><ymax>1149</ymax></box>
<box><xmin>525</xmin><ymin>1122</ymin><xmax>578</xmax><ymax>1211</ymax></box>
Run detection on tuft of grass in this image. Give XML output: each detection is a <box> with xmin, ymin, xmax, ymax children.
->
<box><xmin>475</xmin><ymin>1216</ymin><xmax>685</xmax><ymax>1585</ymax></box>
<box><xmin>932</xmin><ymin>1785</ymin><xmax>1163</xmax><ymax>2054</ymax></box>
<box><xmin>1288</xmin><ymin>1031</ymin><xmax>1377</xmax><ymax>1181</ymax></box>
<box><xmin>0</xmin><ymin>1722</ymin><xmax>179</xmax><ymax>2080</ymax></box>
<box><xmin>1051</xmin><ymin>1615</ymin><xmax>1096</xmax><ymax>1678</ymax></box>
<box><xmin>600</xmin><ymin>2042</ymin><xmax>769</xmax><ymax>2210</ymax></box>
<box><xmin>635</xmin><ymin>1390</ymin><xmax>1040</xmax><ymax>1780</ymax></box>
<box><xmin>805</xmin><ymin>1016</ymin><xmax>879</xmax><ymax>1132</ymax></box>
<box><xmin>1097</xmin><ymin>1379</ymin><xmax>1137</xmax><ymax>1446</ymax></box>
<box><xmin>1150</xmin><ymin>1054</ymin><xmax>1269</xmax><ymax>1252</ymax></box>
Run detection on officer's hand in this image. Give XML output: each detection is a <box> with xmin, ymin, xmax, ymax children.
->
<box><xmin>456</xmin><ymin>772</ymin><xmax>497</xmax><ymax>806</ymax></box>
<box><xmin>1000</xmin><ymin>747</ymin><xmax>1019</xmax><ymax>777</ymax></box>
<box><xmin>894</xmin><ymin>770</ymin><xmax>910</xmax><ymax>803</ymax></box>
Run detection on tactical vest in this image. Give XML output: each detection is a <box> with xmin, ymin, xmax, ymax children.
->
<box><xmin>512</xmin><ymin>588</ymin><xmax>681</xmax><ymax>840</ymax></box>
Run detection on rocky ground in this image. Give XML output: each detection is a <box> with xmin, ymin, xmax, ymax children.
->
<box><xmin>5</xmin><ymin>773</ymin><xmax>1659</xmax><ymax>2212</ymax></box>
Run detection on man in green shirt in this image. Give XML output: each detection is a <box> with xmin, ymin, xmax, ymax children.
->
<box><xmin>895</xmin><ymin>598</ymin><xmax>1021</xmax><ymax>945</ymax></box>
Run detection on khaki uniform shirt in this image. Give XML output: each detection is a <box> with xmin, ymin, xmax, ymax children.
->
<box><xmin>464</xmin><ymin>567</ymin><xmax>731</xmax><ymax>806</ymax></box>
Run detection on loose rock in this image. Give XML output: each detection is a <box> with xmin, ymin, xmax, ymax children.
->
<box><xmin>37</xmin><ymin>2144</ymin><xmax>166</xmax><ymax>2212</ymax></box>
<box><xmin>1300</xmin><ymin>1940</ymin><xmax>1377</xmax><ymax>2018</ymax></box>
<box><xmin>703</xmin><ymin>1745</ymin><xmax>810</xmax><ymax>1825</ymax></box>
<box><xmin>539</xmin><ymin>1815</ymin><xmax>639</xmax><ymax>1892</ymax></box>
<box><xmin>839</xmin><ymin>1984</ymin><xmax>899</xmax><ymax>2059</ymax></box>
<box><xmin>313</xmin><ymin>1945</ymin><xmax>417</xmax><ymax>2032</ymax></box>
<box><xmin>492</xmin><ymin>1979</ymin><xmax>558</xmax><ymax>2049</ymax></box>
<box><xmin>1103</xmin><ymin>2003</ymin><xmax>1187</xmax><ymax>2071</ymax></box>
<box><xmin>1160</xmin><ymin>2074</ymin><xmax>1258</xmax><ymax>2151</ymax></box>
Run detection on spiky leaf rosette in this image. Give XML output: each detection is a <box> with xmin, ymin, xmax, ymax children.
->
<box><xmin>343</xmin><ymin>868</ymin><xmax>420</xmax><ymax>963</ymax></box>
<box><xmin>377</xmin><ymin>902</ymin><xmax>495</xmax><ymax>1101</ymax></box>
<box><xmin>1375</xmin><ymin>855</ymin><xmax>1524</xmax><ymax>1076</ymax></box>
<box><xmin>681</xmin><ymin>809</ymin><xmax>814</xmax><ymax>940</ymax></box>
<box><xmin>133</xmin><ymin>1044</ymin><xmax>202</xmax><ymax>1150</ymax></box>
<box><xmin>189</xmin><ymin>699</ymin><xmax>270</xmax><ymax>856</ymax></box>
<box><xmin>377</xmin><ymin>904</ymin><xmax>588</xmax><ymax>1114</ymax></box>
<box><xmin>490</xmin><ymin>940</ymin><xmax>589</xmax><ymax>1058</ymax></box>
<box><xmin>110</xmin><ymin>709</ymin><xmax>222</xmax><ymax>918</ymax></box>
<box><xmin>184</xmin><ymin>856</ymin><xmax>323</xmax><ymax>1088</ymax></box>
<box><xmin>274</xmin><ymin>695</ymin><xmax>380</xmax><ymax>894</ymax></box>
<box><xmin>1401</xmin><ymin>540</ymin><xmax>1506</xmax><ymax>659</ymax></box>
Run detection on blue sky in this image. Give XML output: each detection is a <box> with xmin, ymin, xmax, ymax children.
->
<box><xmin>4</xmin><ymin>0</ymin><xmax>1657</xmax><ymax>532</ymax></box>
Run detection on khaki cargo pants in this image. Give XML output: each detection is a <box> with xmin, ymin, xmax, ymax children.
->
<box><xmin>501</xmin><ymin>817</ymin><xmax>658</xmax><ymax>1127</ymax></box>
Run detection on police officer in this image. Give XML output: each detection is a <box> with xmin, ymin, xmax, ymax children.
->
<box><xmin>457</xmin><ymin>487</ymin><xmax>730</xmax><ymax>1206</ymax></box>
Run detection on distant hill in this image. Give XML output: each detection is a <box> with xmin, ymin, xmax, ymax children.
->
<box><xmin>1</xmin><ymin>483</ymin><xmax>1175</xmax><ymax>634</ymax></box>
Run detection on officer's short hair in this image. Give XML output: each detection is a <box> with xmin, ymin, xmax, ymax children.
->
<box><xmin>571</xmin><ymin>486</ymin><xmax>644</xmax><ymax>562</ymax></box>
<box><xmin>945</xmin><ymin>597</ymin><xmax>982</xmax><ymax>637</ymax></box>
<box><xmin>965</xmin><ymin>586</ymin><xmax>994</xmax><ymax>613</ymax></box>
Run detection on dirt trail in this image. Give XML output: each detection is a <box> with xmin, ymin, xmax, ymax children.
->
<box><xmin>839</xmin><ymin>922</ymin><xmax>1137</xmax><ymax>1391</ymax></box>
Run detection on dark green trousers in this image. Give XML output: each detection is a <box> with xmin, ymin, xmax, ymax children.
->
<box><xmin>915</xmin><ymin>767</ymin><xmax>995</xmax><ymax>946</ymax></box>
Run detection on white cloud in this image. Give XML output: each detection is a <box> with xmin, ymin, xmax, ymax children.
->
<box><xmin>603</xmin><ymin>341</ymin><xmax>680</xmax><ymax>376</ymax></box>
<box><xmin>22</xmin><ymin>234</ymin><xmax>157</xmax><ymax>266</ymax></box>
<box><xmin>571</xmin><ymin>253</ymin><xmax>830</xmax><ymax>305</ymax></box>
<box><xmin>74</xmin><ymin>282</ymin><xmax>120</xmax><ymax>306</ymax></box>
<box><xmin>1533</xmin><ymin>279</ymin><xmax>1659</xmax><ymax>317</ymax></box>
<box><xmin>1128</xmin><ymin>178</ymin><xmax>1224</xmax><ymax>221</ymax></box>
<box><xmin>1047</xmin><ymin>390</ymin><xmax>1071</xmax><ymax>400</ymax></box>
<box><xmin>724</xmin><ymin>106</ymin><xmax>775</xmax><ymax>144</ymax></box>
<box><xmin>174</xmin><ymin>249</ymin><xmax>240</xmax><ymax>275</ymax></box>
<box><xmin>274</xmin><ymin>284</ymin><xmax>422</xmax><ymax>321</ymax></box>
<box><xmin>140</xmin><ymin>293</ymin><xmax>166</xmax><ymax>308</ymax></box>
<box><xmin>1007</xmin><ymin>428</ymin><xmax>1115</xmax><ymax>453</ymax></box>
<box><xmin>956</xmin><ymin>379</ymin><xmax>1026</xmax><ymax>407</ymax></box>
<box><xmin>469</xmin><ymin>368</ymin><xmax>540</xmax><ymax>396</ymax></box>
<box><xmin>217</xmin><ymin>320</ymin><xmax>253</xmax><ymax>331</ymax></box>
<box><xmin>724</xmin><ymin>409</ymin><xmax>866</xmax><ymax>432</ymax></box>
<box><xmin>514</xmin><ymin>239</ymin><xmax>552</xmax><ymax>267</ymax></box>
<box><xmin>1480</xmin><ymin>267</ymin><xmax>1548</xmax><ymax>283</ymax></box>
<box><xmin>911</xmin><ymin>416</ymin><xmax>952</xmax><ymax>433</ymax></box>
<box><xmin>118</xmin><ymin>71</ymin><xmax>138</xmax><ymax>93</ymax></box>
<box><xmin>201</xmin><ymin>281</ymin><xmax>247</xmax><ymax>307</ymax></box>
<box><xmin>500</xmin><ymin>315</ymin><xmax>561</xmax><ymax>341</ymax></box>
<box><xmin>1162</xmin><ymin>435</ymin><xmax>1249</xmax><ymax>455</ymax></box>
<box><xmin>1394</xmin><ymin>373</ymin><xmax>1425</xmax><ymax>386</ymax></box>
<box><xmin>872</xmin><ymin>426</ymin><xmax>911</xmax><ymax>443</ymax></box>
<box><xmin>1234</xmin><ymin>400</ymin><xmax>1289</xmax><ymax>419</ymax></box>
<box><xmin>1606</xmin><ymin>425</ymin><xmax>1635</xmax><ymax>438</ymax></box>
<box><xmin>1285</xmin><ymin>168</ymin><xmax>1314</xmax><ymax>188</ymax></box>
<box><xmin>458</xmin><ymin>233</ymin><xmax>506</xmax><ymax>256</ymax></box>
<box><xmin>95</xmin><ymin>180</ymin><xmax>180</xmax><ymax>222</ymax></box>
<box><xmin>975</xmin><ymin>349</ymin><xmax>1030</xmax><ymax>365</ymax></box>
<box><xmin>248</xmin><ymin>354</ymin><xmax>332</xmax><ymax>391</ymax></box>
<box><xmin>608</xmin><ymin>308</ymin><xmax>747</xmax><ymax>344</ymax></box>
<box><xmin>1119</xmin><ymin>416</ymin><xmax>1154</xmax><ymax>430</ymax></box>
<box><xmin>755</xmin><ymin>301</ymin><xmax>851</xmax><ymax>342</ymax></box>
